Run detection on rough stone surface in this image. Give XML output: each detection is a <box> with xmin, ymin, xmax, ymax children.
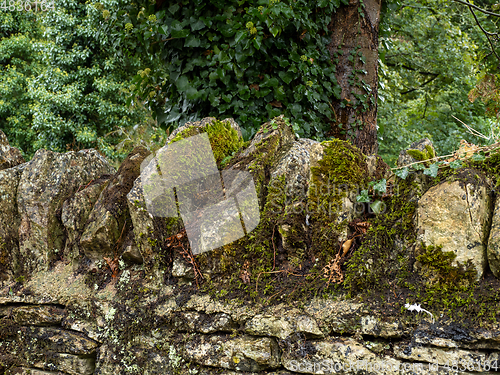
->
<box><xmin>397</xmin><ymin>137</ymin><xmax>435</xmax><ymax>167</ymax></box>
<box><xmin>184</xmin><ymin>334</ymin><xmax>281</xmax><ymax>372</ymax></box>
<box><xmin>17</xmin><ymin>149</ymin><xmax>115</xmax><ymax>274</ymax></box>
<box><xmin>488</xmin><ymin>194</ymin><xmax>500</xmax><ymax>278</ymax></box>
<box><xmin>0</xmin><ymin>163</ymin><xmax>27</xmax><ymax>280</ymax></box>
<box><xmin>245</xmin><ymin>313</ymin><xmax>324</xmax><ymax>340</ymax></box>
<box><xmin>416</xmin><ymin>176</ymin><xmax>492</xmax><ymax>280</ymax></box>
<box><xmin>61</xmin><ymin>175</ymin><xmax>112</xmax><ymax>261</ymax></box>
<box><xmin>80</xmin><ymin>146</ymin><xmax>150</xmax><ymax>260</ymax></box>
<box><xmin>0</xmin><ymin>129</ymin><xmax>25</xmax><ymax>171</ymax></box>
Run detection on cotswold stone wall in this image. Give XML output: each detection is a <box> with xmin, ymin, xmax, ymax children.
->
<box><xmin>0</xmin><ymin>119</ymin><xmax>499</xmax><ymax>374</ymax></box>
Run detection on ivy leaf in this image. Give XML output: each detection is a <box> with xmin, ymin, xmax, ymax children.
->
<box><xmin>175</xmin><ymin>76</ymin><xmax>190</xmax><ymax>91</ymax></box>
<box><xmin>219</xmin><ymin>51</ymin><xmax>231</xmax><ymax>64</ymax></box>
<box><xmin>184</xmin><ymin>34</ymin><xmax>200</xmax><ymax>47</ymax></box>
<box><xmin>253</xmin><ymin>37</ymin><xmax>262</xmax><ymax>50</ymax></box>
<box><xmin>449</xmin><ymin>160</ymin><xmax>463</xmax><ymax>169</ymax></box>
<box><xmin>356</xmin><ymin>190</ymin><xmax>370</xmax><ymax>203</ymax></box>
<box><xmin>279</xmin><ymin>71</ymin><xmax>294</xmax><ymax>84</ymax></box>
<box><xmin>168</xmin><ymin>3</ymin><xmax>179</xmax><ymax>14</ymax></box>
<box><xmin>370</xmin><ymin>200</ymin><xmax>385</xmax><ymax>214</ymax></box>
<box><xmin>261</xmin><ymin>77</ymin><xmax>279</xmax><ymax>87</ymax></box>
<box><xmin>423</xmin><ymin>162</ymin><xmax>439</xmax><ymax>177</ymax></box>
<box><xmin>290</xmin><ymin>103</ymin><xmax>302</xmax><ymax>117</ymax></box>
<box><xmin>372</xmin><ymin>179</ymin><xmax>387</xmax><ymax>196</ymax></box>
<box><xmin>185</xmin><ymin>87</ymin><xmax>200</xmax><ymax>100</ymax></box>
<box><xmin>190</xmin><ymin>19</ymin><xmax>206</xmax><ymax>31</ymax></box>
<box><xmin>472</xmin><ymin>153</ymin><xmax>485</xmax><ymax>161</ymax></box>
<box><xmin>234</xmin><ymin>30</ymin><xmax>246</xmax><ymax>44</ymax></box>
<box><xmin>413</xmin><ymin>163</ymin><xmax>425</xmax><ymax>171</ymax></box>
<box><xmin>270</xmin><ymin>26</ymin><xmax>280</xmax><ymax>38</ymax></box>
<box><xmin>395</xmin><ymin>167</ymin><xmax>409</xmax><ymax>180</ymax></box>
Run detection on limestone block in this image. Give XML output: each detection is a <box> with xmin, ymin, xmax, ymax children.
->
<box><xmin>61</xmin><ymin>176</ymin><xmax>111</xmax><ymax>260</ymax></box>
<box><xmin>416</xmin><ymin>177</ymin><xmax>492</xmax><ymax>280</ymax></box>
<box><xmin>17</xmin><ymin>149</ymin><xmax>115</xmax><ymax>274</ymax></box>
<box><xmin>80</xmin><ymin>146</ymin><xmax>150</xmax><ymax>260</ymax></box>
<box><xmin>184</xmin><ymin>334</ymin><xmax>280</xmax><ymax>372</ymax></box>
<box><xmin>487</xmin><ymin>195</ymin><xmax>500</xmax><ymax>279</ymax></box>
<box><xmin>281</xmin><ymin>337</ymin><xmax>401</xmax><ymax>374</ymax></box>
<box><xmin>245</xmin><ymin>313</ymin><xmax>323</xmax><ymax>340</ymax></box>
<box><xmin>0</xmin><ymin>163</ymin><xmax>26</xmax><ymax>280</ymax></box>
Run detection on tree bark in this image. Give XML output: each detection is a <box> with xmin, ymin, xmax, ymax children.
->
<box><xmin>327</xmin><ymin>0</ymin><xmax>381</xmax><ymax>155</ymax></box>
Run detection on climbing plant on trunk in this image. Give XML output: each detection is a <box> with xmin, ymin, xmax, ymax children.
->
<box><xmin>327</xmin><ymin>0</ymin><xmax>381</xmax><ymax>155</ymax></box>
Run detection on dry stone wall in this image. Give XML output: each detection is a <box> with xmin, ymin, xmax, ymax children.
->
<box><xmin>0</xmin><ymin>119</ymin><xmax>499</xmax><ymax>374</ymax></box>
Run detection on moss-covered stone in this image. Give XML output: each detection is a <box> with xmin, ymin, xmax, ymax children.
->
<box><xmin>169</xmin><ymin>118</ymin><xmax>244</xmax><ymax>168</ymax></box>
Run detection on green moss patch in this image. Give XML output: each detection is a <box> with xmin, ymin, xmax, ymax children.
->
<box><xmin>169</xmin><ymin>119</ymin><xmax>244</xmax><ymax>168</ymax></box>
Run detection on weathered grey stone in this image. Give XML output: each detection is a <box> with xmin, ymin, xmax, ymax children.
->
<box><xmin>80</xmin><ymin>146</ymin><xmax>150</xmax><ymax>260</ymax></box>
<box><xmin>31</xmin><ymin>353</ymin><xmax>95</xmax><ymax>375</ymax></box>
<box><xmin>121</xmin><ymin>235</ymin><xmax>143</xmax><ymax>264</ymax></box>
<box><xmin>488</xmin><ymin>194</ymin><xmax>500</xmax><ymax>278</ymax></box>
<box><xmin>268</xmin><ymin>139</ymin><xmax>318</xmax><ymax>254</ymax></box>
<box><xmin>126</xmin><ymin>176</ymin><xmax>183</xmax><ymax>277</ymax></box>
<box><xmin>360</xmin><ymin>315</ymin><xmax>403</xmax><ymax>338</ymax></box>
<box><xmin>20</xmin><ymin>326</ymin><xmax>98</xmax><ymax>355</ymax></box>
<box><xmin>0</xmin><ymin>163</ymin><xmax>26</xmax><ymax>280</ymax></box>
<box><xmin>61</xmin><ymin>175</ymin><xmax>112</xmax><ymax>261</ymax></box>
<box><xmin>416</xmin><ymin>176</ymin><xmax>492</xmax><ymax>280</ymax></box>
<box><xmin>17</xmin><ymin>149</ymin><xmax>115</xmax><ymax>274</ymax></box>
<box><xmin>0</xmin><ymin>129</ymin><xmax>25</xmax><ymax>171</ymax></box>
<box><xmin>303</xmin><ymin>297</ymin><xmax>365</xmax><ymax>336</ymax></box>
<box><xmin>173</xmin><ymin>311</ymin><xmax>236</xmax><ymax>333</ymax></box>
<box><xmin>281</xmin><ymin>337</ymin><xmax>401</xmax><ymax>374</ymax></box>
<box><xmin>394</xmin><ymin>343</ymin><xmax>490</xmax><ymax>369</ymax></box>
<box><xmin>184</xmin><ymin>334</ymin><xmax>281</xmax><ymax>372</ymax></box>
<box><xmin>171</xmin><ymin>256</ymin><xmax>194</xmax><ymax>279</ymax></box>
<box><xmin>245</xmin><ymin>313</ymin><xmax>324</xmax><ymax>340</ymax></box>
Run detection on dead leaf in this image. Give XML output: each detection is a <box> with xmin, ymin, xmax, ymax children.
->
<box><xmin>342</xmin><ymin>239</ymin><xmax>353</xmax><ymax>256</ymax></box>
<box><xmin>240</xmin><ymin>261</ymin><xmax>251</xmax><ymax>284</ymax></box>
<box><xmin>269</xmin><ymin>100</ymin><xmax>282</xmax><ymax>107</ymax></box>
<box><xmin>249</xmin><ymin>84</ymin><xmax>260</xmax><ymax>91</ymax></box>
<box><xmin>103</xmin><ymin>257</ymin><xmax>119</xmax><ymax>278</ymax></box>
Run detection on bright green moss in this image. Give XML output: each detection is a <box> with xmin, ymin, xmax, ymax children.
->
<box><xmin>169</xmin><ymin>119</ymin><xmax>244</xmax><ymax>168</ymax></box>
<box><xmin>308</xmin><ymin>139</ymin><xmax>368</xmax><ymax>260</ymax></box>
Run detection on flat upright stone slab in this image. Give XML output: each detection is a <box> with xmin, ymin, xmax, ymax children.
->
<box><xmin>17</xmin><ymin>149</ymin><xmax>115</xmax><ymax>273</ymax></box>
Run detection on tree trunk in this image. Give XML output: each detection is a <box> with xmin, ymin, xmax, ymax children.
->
<box><xmin>327</xmin><ymin>0</ymin><xmax>381</xmax><ymax>155</ymax></box>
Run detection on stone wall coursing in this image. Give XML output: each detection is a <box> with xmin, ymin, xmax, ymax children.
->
<box><xmin>0</xmin><ymin>120</ymin><xmax>499</xmax><ymax>374</ymax></box>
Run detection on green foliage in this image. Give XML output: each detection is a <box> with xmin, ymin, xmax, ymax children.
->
<box><xmin>356</xmin><ymin>178</ymin><xmax>387</xmax><ymax>214</ymax></box>
<box><xmin>106</xmin><ymin>0</ymin><xmax>342</xmax><ymax>141</ymax></box>
<box><xmin>0</xmin><ymin>0</ymin><xmax>154</xmax><ymax>161</ymax></box>
<box><xmin>378</xmin><ymin>0</ymin><xmax>494</xmax><ymax>166</ymax></box>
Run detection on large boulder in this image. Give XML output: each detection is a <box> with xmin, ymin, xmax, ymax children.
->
<box><xmin>79</xmin><ymin>147</ymin><xmax>150</xmax><ymax>261</ymax></box>
<box><xmin>16</xmin><ymin>149</ymin><xmax>115</xmax><ymax>274</ymax></box>
<box><xmin>415</xmin><ymin>170</ymin><xmax>492</xmax><ymax>281</ymax></box>
<box><xmin>0</xmin><ymin>129</ymin><xmax>25</xmax><ymax>171</ymax></box>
